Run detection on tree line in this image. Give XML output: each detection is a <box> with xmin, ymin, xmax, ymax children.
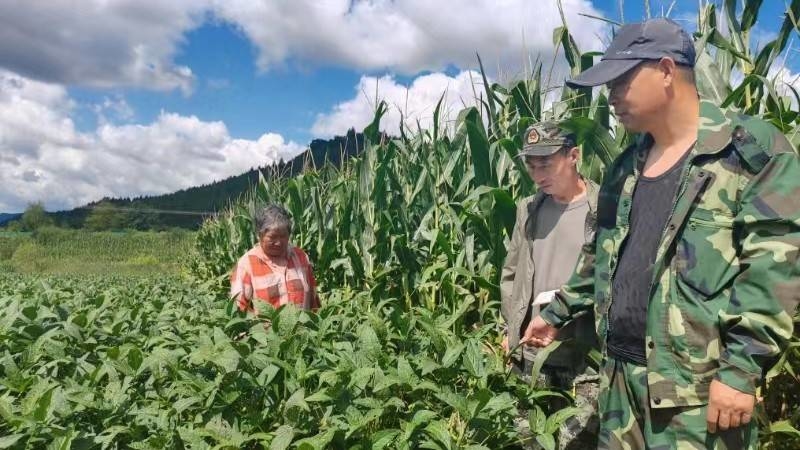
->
<box><xmin>4</xmin><ymin>130</ymin><xmax>366</xmax><ymax>232</ymax></box>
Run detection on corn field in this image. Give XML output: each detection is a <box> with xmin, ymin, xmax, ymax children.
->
<box><xmin>191</xmin><ymin>1</ymin><xmax>800</xmax><ymax>447</ymax></box>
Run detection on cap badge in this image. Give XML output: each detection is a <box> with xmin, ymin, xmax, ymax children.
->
<box><xmin>527</xmin><ymin>129</ymin><xmax>540</xmax><ymax>144</ymax></box>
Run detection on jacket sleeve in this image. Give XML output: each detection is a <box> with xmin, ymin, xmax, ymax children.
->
<box><xmin>230</xmin><ymin>258</ymin><xmax>254</xmax><ymax>313</ymax></box>
<box><xmin>716</xmin><ymin>151</ymin><xmax>800</xmax><ymax>395</ymax></box>
<box><xmin>540</xmin><ymin>229</ymin><xmax>597</xmax><ymax>329</ymax></box>
<box><xmin>500</xmin><ymin>200</ymin><xmax>526</xmax><ymax>326</ymax></box>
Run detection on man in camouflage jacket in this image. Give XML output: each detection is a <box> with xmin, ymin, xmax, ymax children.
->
<box><xmin>526</xmin><ymin>18</ymin><xmax>800</xmax><ymax>449</ymax></box>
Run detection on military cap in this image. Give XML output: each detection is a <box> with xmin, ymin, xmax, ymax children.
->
<box><xmin>520</xmin><ymin>122</ymin><xmax>576</xmax><ymax>157</ymax></box>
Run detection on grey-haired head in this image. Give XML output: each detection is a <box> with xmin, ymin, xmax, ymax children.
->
<box><xmin>255</xmin><ymin>204</ymin><xmax>292</xmax><ymax>236</ymax></box>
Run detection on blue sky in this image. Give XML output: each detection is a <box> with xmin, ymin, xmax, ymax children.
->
<box><xmin>70</xmin><ymin>24</ymin><xmax>367</xmax><ymax>144</ymax></box>
<box><xmin>0</xmin><ymin>0</ymin><xmax>796</xmax><ymax>212</ymax></box>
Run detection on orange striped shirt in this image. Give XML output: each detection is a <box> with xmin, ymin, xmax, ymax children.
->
<box><xmin>230</xmin><ymin>244</ymin><xmax>320</xmax><ymax>313</ymax></box>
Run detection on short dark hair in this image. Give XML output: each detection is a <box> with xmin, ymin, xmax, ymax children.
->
<box><xmin>641</xmin><ymin>59</ymin><xmax>696</xmax><ymax>87</ymax></box>
<box><xmin>678</xmin><ymin>64</ymin><xmax>696</xmax><ymax>87</ymax></box>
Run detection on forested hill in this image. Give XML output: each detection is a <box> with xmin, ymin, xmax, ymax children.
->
<box><xmin>50</xmin><ymin>130</ymin><xmax>366</xmax><ymax>230</ymax></box>
<box><xmin>0</xmin><ymin>213</ymin><xmax>21</xmax><ymax>226</ymax></box>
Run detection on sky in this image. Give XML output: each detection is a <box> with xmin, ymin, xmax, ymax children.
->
<box><xmin>0</xmin><ymin>0</ymin><xmax>797</xmax><ymax>213</ymax></box>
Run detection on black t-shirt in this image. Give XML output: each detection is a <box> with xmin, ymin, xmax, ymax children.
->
<box><xmin>607</xmin><ymin>149</ymin><xmax>690</xmax><ymax>366</ymax></box>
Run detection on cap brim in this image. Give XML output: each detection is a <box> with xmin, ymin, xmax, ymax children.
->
<box><xmin>566</xmin><ymin>59</ymin><xmax>642</xmax><ymax>88</ymax></box>
<box><xmin>518</xmin><ymin>145</ymin><xmax>561</xmax><ymax>158</ymax></box>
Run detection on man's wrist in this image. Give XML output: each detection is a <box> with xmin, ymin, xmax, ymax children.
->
<box><xmin>715</xmin><ymin>361</ymin><xmax>760</xmax><ymax>395</ymax></box>
<box><xmin>539</xmin><ymin>308</ymin><xmax>562</xmax><ymax>329</ymax></box>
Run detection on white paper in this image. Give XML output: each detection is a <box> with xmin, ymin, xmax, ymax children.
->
<box><xmin>532</xmin><ymin>289</ymin><xmax>557</xmax><ymax>306</ymax></box>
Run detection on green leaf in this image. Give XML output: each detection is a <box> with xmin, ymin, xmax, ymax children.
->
<box><xmin>545</xmin><ymin>406</ymin><xmax>583</xmax><ymax>435</ymax></box>
<box><xmin>269</xmin><ymin>425</ymin><xmax>295</xmax><ymax>450</ymax></box>
<box><xmin>349</xmin><ymin>367</ymin><xmax>375</xmax><ymax>390</ymax></box>
<box><xmin>769</xmin><ymin>420</ymin><xmax>800</xmax><ymax>437</ymax></box>
<box><xmin>94</xmin><ymin>425</ymin><xmax>129</xmax><ymax>446</ymax></box>
<box><xmin>294</xmin><ymin>429</ymin><xmax>336</xmax><ymax>450</ymax></box>
<box><xmin>371</xmin><ymin>429</ymin><xmax>400</xmax><ymax>449</ymax></box>
<box><xmin>424</xmin><ymin>420</ymin><xmax>453</xmax><ymax>450</ymax></box>
<box><xmin>305</xmin><ymin>389</ymin><xmax>332</xmax><ymax>403</ymax></box>
<box><xmin>357</xmin><ymin>324</ymin><xmax>381</xmax><ymax>358</ymax></box>
<box><xmin>46</xmin><ymin>429</ymin><xmax>77</xmax><ymax>450</ymax></box>
<box><xmin>528</xmin><ymin>405</ymin><xmax>547</xmax><ymax>434</ymax></box>
<box><xmin>694</xmin><ymin>50</ymin><xmax>731</xmax><ymax>104</ymax></box>
<box><xmin>462</xmin><ymin>340</ymin><xmax>486</xmax><ymax>378</ymax></box>
<box><xmin>173</xmin><ymin>396</ymin><xmax>202</xmax><ymax>415</ymax></box>
<box><xmin>284</xmin><ymin>388</ymin><xmax>309</xmax><ymax>412</ymax></box>
<box><xmin>535</xmin><ymin>433</ymin><xmax>556</xmax><ymax>450</ymax></box>
<box><xmin>441</xmin><ymin>344</ymin><xmax>464</xmax><ymax>368</ymax></box>
<box><xmin>463</xmin><ymin>108</ymin><xmax>494</xmax><ymax>188</ymax></box>
<box><xmin>397</xmin><ymin>356</ymin><xmax>417</xmax><ymax>384</ymax></box>
<box><xmin>0</xmin><ymin>435</ymin><xmax>24</xmax><ymax>449</ymax></box>
<box><xmin>529</xmin><ymin>341</ymin><xmax>562</xmax><ymax>388</ymax></box>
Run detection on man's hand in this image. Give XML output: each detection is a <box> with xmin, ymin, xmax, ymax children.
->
<box><xmin>707</xmin><ymin>379</ymin><xmax>756</xmax><ymax>433</ymax></box>
<box><xmin>521</xmin><ymin>316</ymin><xmax>558</xmax><ymax>347</ymax></box>
<box><xmin>501</xmin><ymin>334</ymin><xmax>509</xmax><ymax>353</ymax></box>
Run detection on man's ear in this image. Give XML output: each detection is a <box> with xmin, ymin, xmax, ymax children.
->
<box><xmin>568</xmin><ymin>146</ymin><xmax>581</xmax><ymax>164</ymax></box>
<box><xmin>658</xmin><ymin>57</ymin><xmax>678</xmax><ymax>87</ymax></box>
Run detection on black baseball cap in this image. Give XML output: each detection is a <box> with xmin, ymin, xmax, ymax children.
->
<box><xmin>566</xmin><ymin>18</ymin><xmax>696</xmax><ymax>88</ymax></box>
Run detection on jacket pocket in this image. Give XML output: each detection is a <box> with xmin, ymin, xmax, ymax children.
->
<box><xmin>666</xmin><ymin>296</ymin><xmax>721</xmax><ymax>382</ymax></box>
<box><xmin>670</xmin><ymin>208</ymin><xmax>736</xmax><ymax>383</ymax></box>
<box><xmin>674</xmin><ymin>208</ymin><xmax>738</xmax><ymax>299</ymax></box>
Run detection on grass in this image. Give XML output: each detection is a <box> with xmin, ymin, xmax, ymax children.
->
<box><xmin>0</xmin><ymin>227</ymin><xmax>195</xmax><ymax>276</ymax></box>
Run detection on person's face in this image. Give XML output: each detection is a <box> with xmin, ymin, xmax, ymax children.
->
<box><xmin>259</xmin><ymin>226</ymin><xmax>290</xmax><ymax>257</ymax></box>
<box><xmin>524</xmin><ymin>147</ymin><xmax>579</xmax><ymax>197</ymax></box>
<box><xmin>607</xmin><ymin>60</ymin><xmax>670</xmax><ymax>132</ymax></box>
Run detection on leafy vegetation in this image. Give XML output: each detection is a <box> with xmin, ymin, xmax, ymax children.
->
<box><xmin>0</xmin><ymin>228</ymin><xmax>193</xmax><ymax>276</ymax></box>
<box><xmin>11</xmin><ymin>202</ymin><xmax>55</xmax><ymax>232</ymax></box>
<box><xmin>0</xmin><ymin>275</ymin><xmax>573</xmax><ymax>449</ymax></box>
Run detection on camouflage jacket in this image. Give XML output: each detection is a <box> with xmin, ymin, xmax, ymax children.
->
<box><xmin>540</xmin><ymin>100</ymin><xmax>800</xmax><ymax>408</ymax></box>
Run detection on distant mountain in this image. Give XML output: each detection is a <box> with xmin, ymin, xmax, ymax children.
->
<box><xmin>48</xmin><ymin>129</ymin><xmax>368</xmax><ymax>230</ymax></box>
<box><xmin>0</xmin><ymin>213</ymin><xmax>21</xmax><ymax>225</ymax></box>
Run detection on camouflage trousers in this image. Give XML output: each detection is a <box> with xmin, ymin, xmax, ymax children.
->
<box><xmin>513</xmin><ymin>358</ymin><xmax>600</xmax><ymax>450</ymax></box>
<box><xmin>598</xmin><ymin>357</ymin><xmax>759</xmax><ymax>450</ymax></box>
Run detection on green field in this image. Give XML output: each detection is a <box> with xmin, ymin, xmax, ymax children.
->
<box><xmin>0</xmin><ymin>228</ymin><xmax>194</xmax><ymax>276</ymax></box>
<box><xmin>0</xmin><ymin>274</ymin><xmax>565</xmax><ymax>449</ymax></box>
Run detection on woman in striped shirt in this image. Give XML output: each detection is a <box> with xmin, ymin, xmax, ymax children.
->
<box><xmin>230</xmin><ymin>204</ymin><xmax>320</xmax><ymax>313</ymax></box>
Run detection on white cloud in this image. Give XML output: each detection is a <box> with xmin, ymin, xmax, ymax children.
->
<box><xmin>770</xmin><ymin>65</ymin><xmax>800</xmax><ymax>107</ymax></box>
<box><xmin>0</xmin><ymin>0</ymin><xmax>608</xmax><ymax>92</ymax></box>
<box><xmin>0</xmin><ymin>70</ymin><xmax>304</xmax><ymax>212</ymax></box>
<box><xmin>93</xmin><ymin>95</ymin><xmax>136</xmax><ymax>125</ymax></box>
<box><xmin>311</xmin><ymin>71</ymin><xmax>489</xmax><ymax>137</ymax></box>
<box><xmin>212</xmin><ymin>0</ymin><xmax>607</xmax><ymax>76</ymax></box>
<box><xmin>0</xmin><ymin>71</ymin><xmax>83</xmax><ymax>158</ymax></box>
<box><xmin>0</xmin><ymin>0</ymin><xmax>205</xmax><ymax>93</ymax></box>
